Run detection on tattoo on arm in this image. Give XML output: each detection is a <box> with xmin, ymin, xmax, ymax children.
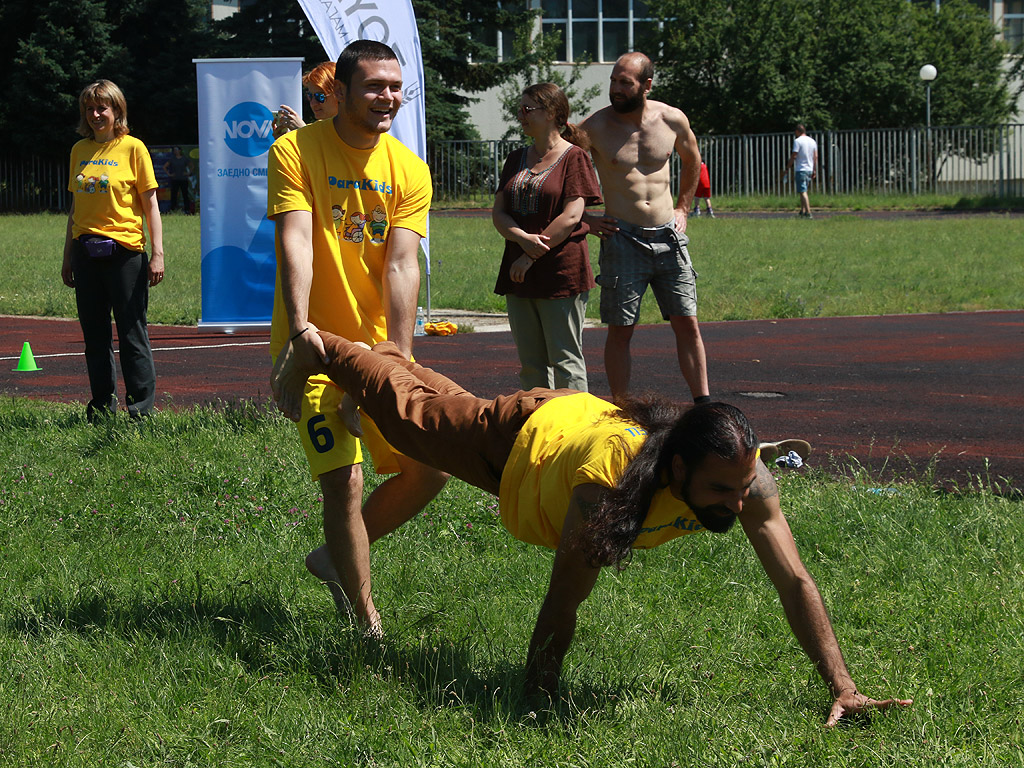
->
<box><xmin>749</xmin><ymin>463</ymin><xmax>779</xmax><ymax>501</ymax></box>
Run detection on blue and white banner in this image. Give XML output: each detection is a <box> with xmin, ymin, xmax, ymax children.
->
<box><xmin>193</xmin><ymin>58</ymin><xmax>303</xmax><ymax>328</ymax></box>
<box><xmin>295</xmin><ymin>0</ymin><xmax>431</xmax><ymax>268</ymax></box>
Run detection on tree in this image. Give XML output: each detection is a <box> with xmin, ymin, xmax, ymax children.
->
<box><xmin>110</xmin><ymin>0</ymin><xmax>218</xmax><ymax>147</ymax></box>
<box><xmin>0</xmin><ymin>0</ymin><xmax>216</xmax><ymax>160</ymax></box>
<box><xmin>413</xmin><ymin>0</ymin><xmax>539</xmax><ymax>142</ymax></box>
<box><xmin>648</xmin><ymin>0</ymin><xmax>1022</xmax><ymax>134</ymax></box>
<box><xmin>0</xmin><ymin>0</ymin><xmax>126</xmax><ymax>162</ymax></box>
<box><xmin>210</xmin><ymin>0</ymin><xmax>324</xmax><ymax>61</ymax></box>
<box><xmin>914</xmin><ymin>0</ymin><xmax>1024</xmax><ymax>127</ymax></box>
<box><xmin>497</xmin><ymin>28</ymin><xmax>602</xmax><ymax>140</ymax></box>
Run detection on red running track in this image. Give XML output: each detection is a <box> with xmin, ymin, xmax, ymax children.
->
<box><xmin>2</xmin><ymin>311</ymin><xmax>1021</xmax><ymax>491</ymax></box>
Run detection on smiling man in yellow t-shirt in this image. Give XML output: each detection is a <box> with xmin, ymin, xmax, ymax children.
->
<box><xmin>268</xmin><ymin>40</ymin><xmax>447</xmax><ymax>635</ymax></box>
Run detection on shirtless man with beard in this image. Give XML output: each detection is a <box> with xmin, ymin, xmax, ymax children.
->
<box><xmin>581</xmin><ymin>52</ymin><xmax>709</xmax><ymax>405</ymax></box>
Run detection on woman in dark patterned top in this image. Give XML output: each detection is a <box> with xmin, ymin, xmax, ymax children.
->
<box><xmin>492</xmin><ymin>83</ymin><xmax>602</xmax><ymax>391</ymax></box>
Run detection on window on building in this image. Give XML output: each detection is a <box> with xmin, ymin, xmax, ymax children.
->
<box><xmin>540</xmin><ymin>0</ymin><xmax>660</xmax><ymax>63</ymax></box>
<box><xmin>911</xmin><ymin>0</ymin><xmax>990</xmax><ymax>9</ymax></box>
<box><xmin>472</xmin><ymin>2</ymin><xmax>531</xmax><ymax>62</ymax></box>
<box><xmin>1006</xmin><ymin>1</ymin><xmax>1024</xmax><ymax>50</ymax></box>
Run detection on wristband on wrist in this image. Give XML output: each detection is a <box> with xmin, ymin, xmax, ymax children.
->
<box><xmin>290</xmin><ymin>326</ymin><xmax>310</xmax><ymax>342</ymax></box>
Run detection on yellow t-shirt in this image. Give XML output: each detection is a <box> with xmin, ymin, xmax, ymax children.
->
<box><xmin>267</xmin><ymin>120</ymin><xmax>432</xmax><ymax>355</ymax></box>
<box><xmin>499</xmin><ymin>393</ymin><xmax>706</xmax><ymax>550</ymax></box>
<box><xmin>68</xmin><ymin>135</ymin><xmax>157</xmax><ymax>252</ymax></box>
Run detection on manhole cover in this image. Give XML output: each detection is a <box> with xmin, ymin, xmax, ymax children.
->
<box><xmin>737</xmin><ymin>391</ymin><xmax>786</xmax><ymax>399</ymax></box>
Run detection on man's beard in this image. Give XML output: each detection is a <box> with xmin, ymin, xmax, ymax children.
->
<box><xmin>681</xmin><ymin>478</ymin><xmax>737</xmax><ymax>534</ymax></box>
<box><xmin>610</xmin><ymin>91</ymin><xmax>644</xmax><ymax>114</ymax></box>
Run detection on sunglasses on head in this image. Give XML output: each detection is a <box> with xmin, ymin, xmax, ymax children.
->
<box><xmin>306</xmin><ymin>91</ymin><xmax>327</xmax><ymax>103</ymax></box>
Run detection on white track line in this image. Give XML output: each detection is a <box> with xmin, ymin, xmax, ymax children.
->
<box><xmin>1</xmin><ymin>340</ymin><xmax>267</xmax><ymax>362</ymax></box>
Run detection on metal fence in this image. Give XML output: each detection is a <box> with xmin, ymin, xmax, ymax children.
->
<box><xmin>433</xmin><ymin>125</ymin><xmax>1024</xmax><ymax>202</ymax></box>
<box><xmin>3</xmin><ymin>125</ymin><xmax>1021</xmax><ymax>212</ymax></box>
<box><xmin>0</xmin><ymin>153</ymin><xmax>71</xmax><ymax>213</ymax></box>
<box><xmin>696</xmin><ymin>125</ymin><xmax>1024</xmax><ymax>199</ymax></box>
<box><xmin>426</xmin><ymin>139</ymin><xmax>523</xmax><ymax>204</ymax></box>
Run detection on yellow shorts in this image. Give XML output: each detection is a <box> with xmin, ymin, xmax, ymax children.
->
<box><xmin>298</xmin><ymin>372</ymin><xmax>400</xmax><ymax>481</ymax></box>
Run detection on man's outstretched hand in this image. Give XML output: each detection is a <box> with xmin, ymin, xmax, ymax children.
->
<box><xmin>271</xmin><ymin>324</ymin><xmax>329</xmax><ymax>422</ymax></box>
<box><xmin>825</xmin><ymin>690</ymin><xmax>913</xmax><ymax>727</ymax></box>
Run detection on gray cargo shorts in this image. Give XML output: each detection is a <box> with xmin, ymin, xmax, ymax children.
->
<box><xmin>597</xmin><ymin>219</ymin><xmax>698</xmax><ymax>325</ymax></box>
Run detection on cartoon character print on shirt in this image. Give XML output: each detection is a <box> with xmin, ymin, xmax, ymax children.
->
<box><xmin>98</xmin><ymin>173</ymin><xmax>110</xmax><ymax>193</ymax></box>
<box><xmin>85</xmin><ymin>176</ymin><xmax>98</xmax><ymax>193</ymax></box>
<box><xmin>345</xmin><ymin>211</ymin><xmax>367</xmax><ymax>243</ymax></box>
<box><xmin>369</xmin><ymin>205</ymin><xmax>388</xmax><ymax>244</ymax></box>
<box><xmin>76</xmin><ymin>173</ymin><xmax>86</xmax><ymax>190</ymax></box>
<box><xmin>332</xmin><ymin>205</ymin><xmax>346</xmax><ymax>238</ymax></box>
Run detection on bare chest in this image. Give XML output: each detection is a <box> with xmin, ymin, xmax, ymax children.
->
<box><xmin>595</xmin><ymin>123</ymin><xmax>675</xmax><ymax>175</ymax></box>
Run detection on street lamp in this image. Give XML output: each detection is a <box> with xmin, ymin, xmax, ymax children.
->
<box><xmin>919</xmin><ymin>64</ymin><xmax>937</xmax><ymax>129</ymax></box>
<box><xmin>919</xmin><ymin>65</ymin><xmax>938</xmax><ymax>192</ymax></box>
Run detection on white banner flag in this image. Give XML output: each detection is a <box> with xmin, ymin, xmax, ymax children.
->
<box><xmin>295</xmin><ymin>0</ymin><xmax>430</xmax><ymax>268</ymax></box>
<box><xmin>193</xmin><ymin>58</ymin><xmax>303</xmax><ymax>328</ymax></box>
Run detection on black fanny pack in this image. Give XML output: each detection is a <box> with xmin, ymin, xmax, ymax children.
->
<box><xmin>79</xmin><ymin>234</ymin><xmax>118</xmax><ymax>259</ymax></box>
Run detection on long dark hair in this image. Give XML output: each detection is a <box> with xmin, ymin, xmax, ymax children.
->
<box><xmin>580</xmin><ymin>398</ymin><xmax>759</xmax><ymax>569</ymax></box>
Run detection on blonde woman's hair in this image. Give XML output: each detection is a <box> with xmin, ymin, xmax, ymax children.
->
<box><xmin>77</xmin><ymin>79</ymin><xmax>129</xmax><ymax>139</ymax></box>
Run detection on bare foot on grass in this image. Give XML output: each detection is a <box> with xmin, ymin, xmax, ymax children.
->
<box><xmin>304</xmin><ymin>545</ymin><xmax>383</xmax><ymax>638</ymax></box>
<box><xmin>759</xmin><ymin>438</ymin><xmax>812</xmax><ymax>464</ymax></box>
<box><xmin>305</xmin><ymin>544</ymin><xmax>349</xmax><ymax>611</ymax></box>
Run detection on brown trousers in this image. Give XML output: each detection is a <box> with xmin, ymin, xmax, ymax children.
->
<box><xmin>320</xmin><ymin>333</ymin><xmax>572</xmax><ymax>496</ymax></box>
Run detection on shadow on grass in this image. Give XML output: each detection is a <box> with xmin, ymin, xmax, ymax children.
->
<box><xmin>6</xmin><ymin>580</ymin><xmax>631</xmax><ymax>724</ymax></box>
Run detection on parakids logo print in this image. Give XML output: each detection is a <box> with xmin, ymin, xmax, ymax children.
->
<box><xmin>223</xmin><ymin>102</ymin><xmax>275</xmax><ymax>157</ymax></box>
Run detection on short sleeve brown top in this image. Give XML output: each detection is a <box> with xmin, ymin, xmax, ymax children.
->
<box><xmin>493</xmin><ymin>144</ymin><xmax>602</xmax><ymax>299</ymax></box>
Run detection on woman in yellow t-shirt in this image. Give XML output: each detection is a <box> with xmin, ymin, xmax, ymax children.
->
<box><xmin>61</xmin><ymin>79</ymin><xmax>165</xmax><ymax>421</ymax></box>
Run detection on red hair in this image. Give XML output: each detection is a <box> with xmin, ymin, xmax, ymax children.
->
<box><xmin>303</xmin><ymin>61</ymin><xmax>336</xmax><ymax>95</ymax></box>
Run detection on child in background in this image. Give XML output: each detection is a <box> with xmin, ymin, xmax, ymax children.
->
<box><xmin>692</xmin><ymin>161</ymin><xmax>714</xmax><ymax>218</ymax></box>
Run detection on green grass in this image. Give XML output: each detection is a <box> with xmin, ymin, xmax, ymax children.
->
<box><xmin>433</xmin><ymin>192</ymin><xmax>1024</xmax><ymax>212</ymax></box>
<box><xmin>0</xmin><ymin>212</ymin><xmax>201</xmax><ymax>326</ymax></box>
<box><xmin>1</xmin><ymin>398</ymin><xmax>1021</xmax><ymax>765</ymax></box>
<box><xmin>688</xmin><ymin>192</ymin><xmax>1024</xmax><ymax>213</ymax></box>
<box><xmin>4</xmin><ymin>209</ymin><xmax>1020</xmax><ymax>328</ymax></box>
<box><xmin>4</xmin><ymin>208</ymin><xmax>1019</xmax><ymax>329</ymax></box>
<box><xmin>424</xmin><ymin>213</ymin><xmax>1024</xmax><ymax>325</ymax></box>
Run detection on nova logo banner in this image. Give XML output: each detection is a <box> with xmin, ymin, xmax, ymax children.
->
<box><xmin>223</xmin><ymin>102</ymin><xmax>277</xmax><ymax>157</ymax></box>
<box><xmin>193</xmin><ymin>58</ymin><xmax>303</xmax><ymax>328</ymax></box>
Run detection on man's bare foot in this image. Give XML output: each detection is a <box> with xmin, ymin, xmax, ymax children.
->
<box><xmin>305</xmin><ymin>545</ymin><xmax>350</xmax><ymax>612</ymax></box>
<box><xmin>759</xmin><ymin>439</ymin><xmax>812</xmax><ymax>464</ymax></box>
<box><xmin>304</xmin><ymin>545</ymin><xmax>383</xmax><ymax>636</ymax></box>
<box><xmin>338</xmin><ymin>394</ymin><xmax>364</xmax><ymax>438</ymax></box>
